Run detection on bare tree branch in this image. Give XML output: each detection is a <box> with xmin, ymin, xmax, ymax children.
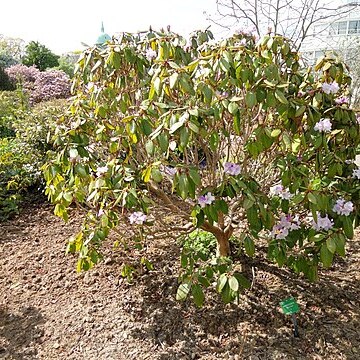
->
<box><xmin>211</xmin><ymin>0</ymin><xmax>359</xmax><ymax>48</ymax></box>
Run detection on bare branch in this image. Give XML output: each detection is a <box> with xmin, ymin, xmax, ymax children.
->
<box><xmin>212</xmin><ymin>0</ymin><xmax>360</xmax><ymax>48</ymax></box>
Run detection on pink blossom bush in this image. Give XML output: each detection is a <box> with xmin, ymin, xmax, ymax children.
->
<box><xmin>30</xmin><ymin>69</ymin><xmax>71</xmax><ymax>104</ymax></box>
<box><xmin>5</xmin><ymin>65</ymin><xmax>71</xmax><ymax>104</ymax></box>
<box><xmin>6</xmin><ymin>64</ymin><xmax>39</xmax><ymax>84</ymax></box>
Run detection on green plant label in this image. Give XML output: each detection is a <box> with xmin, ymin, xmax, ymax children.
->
<box><xmin>280</xmin><ymin>297</ymin><xmax>300</xmax><ymax>315</ymax></box>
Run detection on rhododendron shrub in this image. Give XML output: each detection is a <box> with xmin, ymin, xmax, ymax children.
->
<box><xmin>43</xmin><ymin>30</ymin><xmax>360</xmax><ymax>306</ymax></box>
<box><xmin>6</xmin><ymin>64</ymin><xmax>39</xmax><ymax>84</ymax></box>
<box><xmin>30</xmin><ymin>69</ymin><xmax>71</xmax><ymax>103</ymax></box>
<box><xmin>5</xmin><ymin>65</ymin><xmax>71</xmax><ymax>104</ymax></box>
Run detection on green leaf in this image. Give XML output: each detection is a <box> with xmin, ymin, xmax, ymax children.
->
<box><xmin>246</xmin><ymin>206</ymin><xmax>261</xmax><ymax>231</ymax></box>
<box><xmin>228</xmin><ymin>102</ymin><xmax>239</xmax><ymax>115</ymax></box>
<box><xmin>228</xmin><ymin>276</ymin><xmax>239</xmax><ymax>292</ymax></box>
<box><xmin>335</xmin><ymin>233</ymin><xmax>346</xmax><ymax>257</ymax></box>
<box><xmin>176</xmin><ymin>283</ymin><xmax>190</xmax><ymax>301</ymax></box>
<box><xmin>216</xmin><ymin>199</ymin><xmax>228</xmax><ymax>214</ymax></box>
<box><xmin>179</xmin><ymin>75</ymin><xmax>195</xmax><ymax>95</ymax></box>
<box><xmin>308</xmin><ymin>193</ymin><xmax>318</xmax><ymax>204</ymax></box>
<box><xmin>217</xmin><ymin>273</ymin><xmax>227</xmax><ymax>292</ymax></box>
<box><xmin>63</xmin><ymin>192</ymin><xmax>72</xmax><ymax>203</ymax></box>
<box><xmin>219</xmin><ymin>58</ymin><xmax>230</xmax><ymax>72</ymax></box>
<box><xmin>188</xmin><ymin>120</ymin><xmax>199</xmax><ymax>134</ymax></box>
<box><xmin>210</xmin><ymin>132</ymin><xmax>219</xmax><ymax>151</ymax></box>
<box><xmin>275</xmin><ymin>89</ymin><xmax>288</xmax><ymax>104</ymax></box>
<box><xmin>145</xmin><ymin>140</ymin><xmax>154</xmax><ymax>155</ymax></box>
<box><xmin>220</xmin><ymin>283</ymin><xmax>233</xmax><ymax>304</ymax></box>
<box><xmin>169</xmin><ymin>72</ymin><xmax>178</xmax><ymax>89</ymax></box>
<box><xmin>233</xmin><ymin>112</ymin><xmax>241</xmax><ymax>135</ymax></box>
<box><xmin>320</xmin><ymin>243</ymin><xmax>334</xmax><ymax>268</ymax></box>
<box><xmin>233</xmin><ymin>273</ymin><xmax>251</xmax><ymax>289</ymax></box>
<box><xmin>75</xmin><ymin>164</ymin><xmax>88</xmax><ymax>177</ymax></box>
<box><xmin>243</xmin><ymin>198</ymin><xmax>255</xmax><ymax>210</ymax></box>
<box><xmin>198</xmin><ymin>276</ymin><xmax>211</xmax><ymax>288</ymax></box>
<box><xmin>326</xmin><ymin>237</ymin><xmax>336</xmax><ymax>254</ymax></box>
<box><xmin>151</xmin><ymin>168</ymin><xmax>163</xmax><ymax>183</ymax></box>
<box><xmin>342</xmin><ymin>216</ymin><xmax>354</xmax><ymax>239</ymax></box>
<box><xmin>180</xmin><ymin>253</ymin><xmax>188</xmax><ymax>268</ymax></box>
<box><xmin>154</xmin><ymin>77</ymin><xmax>162</xmax><ymax>95</ymax></box>
<box><xmin>295</xmin><ymin>105</ymin><xmax>306</xmax><ymax>117</ymax></box>
<box><xmin>244</xmin><ymin>236</ymin><xmax>255</xmax><ymax>257</ymax></box>
<box><xmin>191</xmin><ymin>283</ymin><xmax>205</xmax><ymax>307</ymax></box>
<box><xmin>189</xmin><ymin>168</ymin><xmax>201</xmax><ymax>186</ymax></box>
<box><xmin>179</xmin><ymin>127</ymin><xmax>190</xmax><ymax>147</ymax></box>
<box><xmin>245</xmin><ymin>92</ymin><xmax>257</xmax><ymax>108</ymax></box>
<box><xmin>158</xmin><ymin>133</ymin><xmax>169</xmax><ymax>152</ymax></box>
<box><xmin>178</xmin><ymin>174</ymin><xmax>189</xmax><ymax>199</ymax></box>
<box><xmin>271</xmin><ymin>129</ymin><xmax>281</xmax><ymax>137</ymax></box>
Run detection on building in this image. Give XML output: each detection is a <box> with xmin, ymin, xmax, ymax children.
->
<box><xmin>301</xmin><ymin>0</ymin><xmax>360</xmax><ymax>64</ymax></box>
<box><xmin>95</xmin><ymin>22</ymin><xmax>111</xmax><ymax>46</ymax></box>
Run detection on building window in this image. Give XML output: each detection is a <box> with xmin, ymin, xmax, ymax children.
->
<box><xmin>330</xmin><ymin>21</ymin><xmax>348</xmax><ymax>35</ymax></box>
<box><xmin>349</xmin><ymin>20</ymin><xmax>360</xmax><ymax>34</ymax></box>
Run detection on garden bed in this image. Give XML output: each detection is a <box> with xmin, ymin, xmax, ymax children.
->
<box><xmin>0</xmin><ymin>202</ymin><xmax>359</xmax><ymax>359</ymax></box>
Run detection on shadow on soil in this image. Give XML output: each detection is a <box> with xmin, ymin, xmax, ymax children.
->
<box><xmin>0</xmin><ymin>306</ymin><xmax>45</xmax><ymax>360</ymax></box>
<box><xmin>128</xmin><ymin>240</ymin><xmax>360</xmax><ymax>359</ymax></box>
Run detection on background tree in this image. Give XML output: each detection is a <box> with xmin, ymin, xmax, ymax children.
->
<box><xmin>0</xmin><ymin>67</ymin><xmax>14</xmax><ymax>91</ymax></box>
<box><xmin>22</xmin><ymin>41</ymin><xmax>59</xmax><ymax>71</ymax></box>
<box><xmin>54</xmin><ymin>53</ymin><xmax>81</xmax><ymax>78</ymax></box>
<box><xmin>0</xmin><ymin>35</ymin><xmax>25</xmax><ymax>68</ymax></box>
<box><xmin>334</xmin><ymin>37</ymin><xmax>360</xmax><ymax>107</ymax></box>
<box><xmin>209</xmin><ymin>0</ymin><xmax>360</xmax><ymax>49</ymax></box>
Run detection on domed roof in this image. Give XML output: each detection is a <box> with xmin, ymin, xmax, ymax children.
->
<box><xmin>96</xmin><ymin>22</ymin><xmax>111</xmax><ymax>45</ymax></box>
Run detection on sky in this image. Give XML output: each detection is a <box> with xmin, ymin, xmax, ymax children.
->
<box><xmin>1</xmin><ymin>0</ymin><xmax>225</xmax><ymax>55</ymax></box>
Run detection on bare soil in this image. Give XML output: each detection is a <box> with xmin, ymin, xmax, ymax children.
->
<box><xmin>0</xmin><ymin>202</ymin><xmax>359</xmax><ymax>360</ymax></box>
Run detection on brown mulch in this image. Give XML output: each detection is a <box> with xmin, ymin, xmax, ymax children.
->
<box><xmin>0</xmin><ymin>202</ymin><xmax>359</xmax><ymax>360</ymax></box>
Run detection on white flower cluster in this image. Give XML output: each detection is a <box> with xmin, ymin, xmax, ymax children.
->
<box><xmin>96</xmin><ymin>166</ymin><xmax>108</xmax><ymax>177</ymax></box>
<box><xmin>312</xmin><ymin>212</ymin><xmax>334</xmax><ymax>231</ymax></box>
<box><xmin>129</xmin><ymin>211</ymin><xmax>147</xmax><ymax>225</ymax></box>
<box><xmin>224</xmin><ymin>162</ymin><xmax>241</xmax><ymax>176</ymax></box>
<box><xmin>198</xmin><ymin>192</ymin><xmax>215</xmax><ymax>208</ymax></box>
<box><xmin>314</xmin><ymin>118</ymin><xmax>332</xmax><ymax>133</ymax></box>
<box><xmin>269</xmin><ymin>184</ymin><xmax>293</xmax><ymax>200</ymax></box>
<box><xmin>145</xmin><ymin>48</ymin><xmax>157</xmax><ymax>61</ymax></box>
<box><xmin>271</xmin><ymin>215</ymin><xmax>300</xmax><ymax>240</ymax></box>
<box><xmin>322</xmin><ymin>81</ymin><xmax>339</xmax><ymax>95</ymax></box>
<box><xmin>333</xmin><ymin>198</ymin><xmax>354</xmax><ymax>216</ymax></box>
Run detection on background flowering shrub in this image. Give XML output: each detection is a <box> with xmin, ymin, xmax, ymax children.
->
<box><xmin>30</xmin><ymin>69</ymin><xmax>71</xmax><ymax>103</ymax></box>
<box><xmin>6</xmin><ymin>63</ymin><xmax>39</xmax><ymax>85</ymax></box>
<box><xmin>0</xmin><ymin>95</ymin><xmax>68</xmax><ymax>219</ymax></box>
<box><xmin>43</xmin><ymin>30</ymin><xmax>360</xmax><ymax>306</ymax></box>
<box><xmin>5</xmin><ymin>65</ymin><xmax>71</xmax><ymax>104</ymax></box>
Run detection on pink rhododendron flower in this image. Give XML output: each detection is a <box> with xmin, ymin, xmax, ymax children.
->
<box><xmin>322</xmin><ymin>81</ymin><xmax>339</xmax><ymax>94</ymax></box>
<box><xmin>160</xmin><ymin>165</ymin><xmax>177</xmax><ymax>177</ymax></box>
<box><xmin>145</xmin><ymin>48</ymin><xmax>157</xmax><ymax>60</ymax></box>
<box><xmin>335</xmin><ymin>96</ymin><xmax>349</xmax><ymax>105</ymax></box>
<box><xmin>333</xmin><ymin>198</ymin><xmax>354</xmax><ymax>216</ymax></box>
<box><xmin>271</xmin><ymin>215</ymin><xmax>300</xmax><ymax>239</ymax></box>
<box><xmin>198</xmin><ymin>192</ymin><xmax>215</xmax><ymax>208</ymax></box>
<box><xmin>312</xmin><ymin>213</ymin><xmax>333</xmax><ymax>231</ymax></box>
<box><xmin>314</xmin><ymin>118</ymin><xmax>332</xmax><ymax>133</ymax></box>
<box><xmin>269</xmin><ymin>184</ymin><xmax>293</xmax><ymax>200</ymax></box>
<box><xmin>129</xmin><ymin>211</ymin><xmax>147</xmax><ymax>225</ymax></box>
<box><xmin>224</xmin><ymin>162</ymin><xmax>241</xmax><ymax>176</ymax></box>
